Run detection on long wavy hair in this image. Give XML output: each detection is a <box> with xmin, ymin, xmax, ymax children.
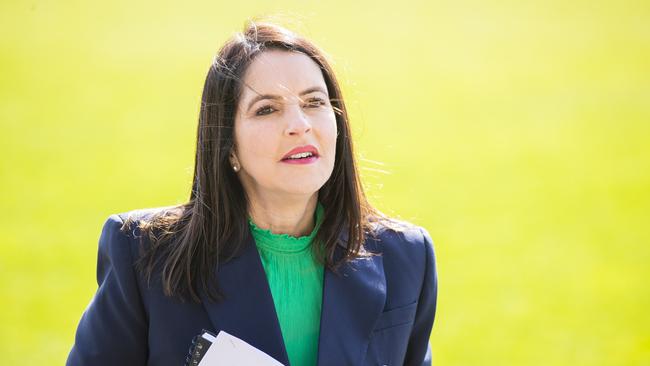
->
<box><xmin>122</xmin><ymin>20</ymin><xmax>404</xmax><ymax>303</ymax></box>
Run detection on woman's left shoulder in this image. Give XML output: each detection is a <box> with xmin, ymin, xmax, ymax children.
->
<box><xmin>367</xmin><ymin>218</ymin><xmax>435</xmax><ymax>259</ymax></box>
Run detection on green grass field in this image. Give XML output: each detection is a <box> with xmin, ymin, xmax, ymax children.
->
<box><xmin>1</xmin><ymin>0</ymin><xmax>648</xmax><ymax>364</ymax></box>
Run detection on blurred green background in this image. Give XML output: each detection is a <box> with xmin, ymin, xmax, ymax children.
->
<box><xmin>1</xmin><ymin>0</ymin><xmax>648</xmax><ymax>364</ymax></box>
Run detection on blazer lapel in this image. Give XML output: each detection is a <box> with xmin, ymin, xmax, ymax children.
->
<box><xmin>199</xmin><ymin>227</ymin><xmax>386</xmax><ymax>366</ymax></box>
<box><xmin>199</xmin><ymin>229</ymin><xmax>290</xmax><ymax>366</ymax></box>
<box><xmin>316</xmin><ymin>229</ymin><xmax>386</xmax><ymax>366</ymax></box>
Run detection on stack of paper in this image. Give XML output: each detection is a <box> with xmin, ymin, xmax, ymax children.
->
<box><xmin>186</xmin><ymin>330</ymin><xmax>284</xmax><ymax>366</ymax></box>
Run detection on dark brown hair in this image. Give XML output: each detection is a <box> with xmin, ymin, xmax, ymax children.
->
<box><xmin>122</xmin><ymin>20</ymin><xmax>405</xmax><ymax>303</ymax></box>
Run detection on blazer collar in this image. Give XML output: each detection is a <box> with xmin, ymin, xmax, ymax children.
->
<box><xmin>199</xmin><ymin>226</ymin><xmax>386</xmax><ymax>366</ymax></box>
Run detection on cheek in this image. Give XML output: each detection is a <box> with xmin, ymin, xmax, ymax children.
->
<box><xmin>323</xmin><ymin>115</ymin><xmax>338</xmax><ymax>157</ymax></box>
<box><xmin>237</xmin><ymin>127</ymin><xmax>275</xmax><ymax>166</ymax></box>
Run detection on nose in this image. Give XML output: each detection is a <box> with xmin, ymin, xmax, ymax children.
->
<box><xmin>284</xmin><ymin>103</ymin><xmax>312</xmax><ymax>136</ymax></box>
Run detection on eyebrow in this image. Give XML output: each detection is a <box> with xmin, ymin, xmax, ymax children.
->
<box><xmin>246</xmin><ymin>86</ymin><xmax>328</xmax><ymax>112</ymax></box>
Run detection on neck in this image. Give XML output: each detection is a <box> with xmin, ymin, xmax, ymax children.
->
<box><xmin>247</xmin><ymin>193</ymin><xmax>319</xmax><ymax>237</ymax></box>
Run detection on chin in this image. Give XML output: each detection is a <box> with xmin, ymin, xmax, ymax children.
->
<box><xmin>279</xmin><ymin>179</ymin><xmax>327</xmax><ymax>197</ymax></box>
<box><xmin>282</xmin><ymin>186</ymin><xmax>321</xmax><ymax>197</ymax></box>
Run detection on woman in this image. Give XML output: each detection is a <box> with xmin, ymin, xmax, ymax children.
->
<box><xmin>67</xmin><ymin>21</ymin><xmax>437</xmax><ymax>366</ymax></box>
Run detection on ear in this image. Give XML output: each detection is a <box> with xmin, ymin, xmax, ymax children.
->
<box><xmin>229</xmin><ymin>151</ymin><xmax>239</xmax><ymax>165</ymax></box>
<box><xmin>229</xmin><ymin>150</ymin><xmax>241</xmax><ymax>173</ymax></box>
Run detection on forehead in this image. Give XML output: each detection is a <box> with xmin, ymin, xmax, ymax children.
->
<box><xmin>240</xmin><ymin>50</ymin><xmax>327</xmax><ymax>99</ymax></box>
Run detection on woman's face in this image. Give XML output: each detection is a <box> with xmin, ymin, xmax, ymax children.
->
<box><xmin>232</xmin><ymin>49</ymin><xmax>338</xmax><ymax>201</ymax></box>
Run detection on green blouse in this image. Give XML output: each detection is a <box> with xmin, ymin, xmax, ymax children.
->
<box><xmin>247</xmin><ymin>202</ymin><xmax>325</xmax><ymax>366</ymax></box>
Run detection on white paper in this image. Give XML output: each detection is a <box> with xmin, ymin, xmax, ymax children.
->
<box><xmin>198</xmin><ymin>330</ymin><xmax>285</xmax><ymax>366</ymax></box>
<box><xmin>201</xmin><ymin>332</ymin><xmax>217</xmax><ymax>343</ymax></box>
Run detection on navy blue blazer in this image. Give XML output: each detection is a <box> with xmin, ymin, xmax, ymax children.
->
<box><xmin>67</xmin><ymin>208</ymin><xmax>438</xmax><ymax>366</ymax></box>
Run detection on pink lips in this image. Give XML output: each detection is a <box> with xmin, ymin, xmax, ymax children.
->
<box><xmin>281</xmin><ymin>145</ymin><xmax>319</xmax><ymax>160</ymax></box>
<box><xmin>281</xmin><ymin>144</ymin><xmax>320</xmax><ymax>165</ymax></box>
<box><xmin>281</xmin><ymin>156</ymin><xmax>319</xmax><ymax>165</ymax></box>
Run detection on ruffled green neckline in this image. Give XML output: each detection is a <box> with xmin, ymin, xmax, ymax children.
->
<box><xmin>248</xmin><ymin>201</ymin><xmax>325</xmax><ymax>253</ymax></box>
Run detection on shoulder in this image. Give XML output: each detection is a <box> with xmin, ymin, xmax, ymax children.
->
<box><xmin>114</xmin><ymin>205</ymin><xmax>180</xmax><ymax>233</ymax></box>
<box><xmin>368</xmin><ymin>218</ymin><xmax>435</xmax><ymax>259</ymax></box>
<box><xmin>366</xmin><ymin>218</ymin><xmax>436</xmax><ymax>286</ymax></box>
<box><xmin>98</xmin><ymin>205</ymin><xmax>184</xmax><ymax>248</ymax></box>
<box><xmin>96</xmin><ymin>205</ymin><xmax>180</xmax><ymax>261</ymax></box>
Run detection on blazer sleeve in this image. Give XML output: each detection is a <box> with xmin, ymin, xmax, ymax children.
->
<box><xmin>403</xmin><ymin>227</ymin><xmax>438</xmax><ymax>366</ymax></box>
<box><xmin>66</xmin><ymin>214</ymin><xmax>149</xmax><ymax>366</ymax></box>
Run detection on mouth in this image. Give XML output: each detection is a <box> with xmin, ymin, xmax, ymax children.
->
<box><xmin>281</xmin><ymin>145</ymin><xmax>320</xmax><ymax>161</ymax></box>
<box><xmin>281</xmin><ymin>151</ymin><xmax>319</xmax><ymax>165</ymax></box>
<box><xmin>281</xmin><ymin>151</ymin><xmax>318</xmax><ymax>161</ymax></box>
<box><xmin>280</xmin><ymin>152</ymin><xmax>320</xmax><ymax>165</ymax></box>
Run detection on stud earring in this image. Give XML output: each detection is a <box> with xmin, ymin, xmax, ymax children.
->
<box><xmin>230</xmin><ymin>152</ymin><xmax>240</xmax><ymax>172</ymax></box>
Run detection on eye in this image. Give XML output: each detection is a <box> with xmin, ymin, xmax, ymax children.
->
<box><xmin>305</xmin><ymin>97</ymin><xmax>327</xmax><ymax>108</ymax></box>
<box><xmin>255</xmin><ymin>105</ymin><xmax>276</xmax><ymax>116</ymax></box>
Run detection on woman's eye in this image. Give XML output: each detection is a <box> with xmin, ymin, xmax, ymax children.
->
<box><xmin>255</xmin><ymin>105</ymin><xmax>275</xmax><ymax>116</ymax></box>
<box><xmin>305</xmin><ymin>98</ymin><xmax>326</xmax><ymax>108</ymax></box>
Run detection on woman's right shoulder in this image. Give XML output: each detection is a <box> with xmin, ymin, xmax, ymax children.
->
<box><xmin>113</xmin><ymin>204</ymin><xmax>184</xmax><ymax>236</ymax></box>
<box><xmin>99</xmin><ymin>205</ymin><xmax>185</xmax><ymax>256</ymax></box>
